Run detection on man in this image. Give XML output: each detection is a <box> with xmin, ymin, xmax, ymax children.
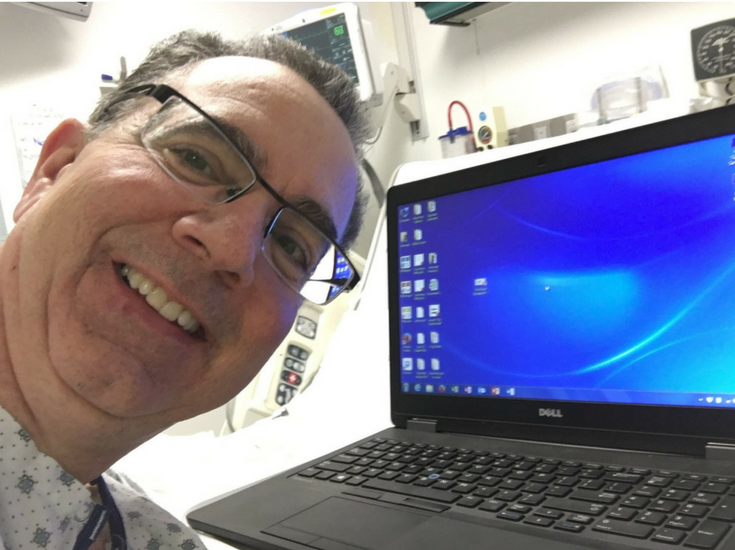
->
<box><xmin>0</xmin><ymin>30</ymin><xmax>370</xmax><ymax>548</ymax></box>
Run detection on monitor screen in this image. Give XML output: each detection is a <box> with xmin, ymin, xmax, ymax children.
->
<box><xmin>397</xmin><ymin>133</ymin><xmax>735</xmax><ymax>409</ymax></box>
<box><xmin>281</xmin><ymin>13</ymin><xmax>359</xmax><ymax>86</ymax></box>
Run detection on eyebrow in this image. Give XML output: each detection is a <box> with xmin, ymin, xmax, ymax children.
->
<box><xmin>291</xmin><ymin>196</ymin><xmax>339</xmax><ymax>244</ymax></box>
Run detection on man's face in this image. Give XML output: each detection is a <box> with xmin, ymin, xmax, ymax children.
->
<box><xmin>9</xmin><ymin>57</ymin><xmax>358</xmax><ymax>424</ymax></box>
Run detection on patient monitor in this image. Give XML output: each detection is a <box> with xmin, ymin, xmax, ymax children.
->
<box><xmin>264</xmin><ymin>3</ymin><xmax>384</xmax><ymax>108</ymax></box>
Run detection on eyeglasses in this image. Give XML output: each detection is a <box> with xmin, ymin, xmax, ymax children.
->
<box><xmin>105</xmin><ymin>84</ymin><xmax>360</xmax><ymax>305</ymax></box>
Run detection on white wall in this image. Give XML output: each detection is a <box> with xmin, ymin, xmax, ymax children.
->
<box><xmin>0</xmin><ymin>1</ymin><xmax>404</xmax><ymax>259</ymax></box>
<box><xmin>402</xmin><ymin>2</ymin><xmax>735</xmax><ymax>162</ymax></box>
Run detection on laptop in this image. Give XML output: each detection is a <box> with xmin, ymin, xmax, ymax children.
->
<box><xmin>188</xmin><ymin>104</ymin><xmax>735</xmax><ymax>550</ymax></box>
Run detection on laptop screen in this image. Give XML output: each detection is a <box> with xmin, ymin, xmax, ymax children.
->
<box><xmin>397</xmin><ymin>132</ymin><xmax>735</xmax><ymax>409</ymax></box>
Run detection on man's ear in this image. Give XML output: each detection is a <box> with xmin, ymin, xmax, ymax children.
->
<box><xmin>13</xmin><ymin>118</ymin><xmax>87</xmax><ymax>222</ymax></box>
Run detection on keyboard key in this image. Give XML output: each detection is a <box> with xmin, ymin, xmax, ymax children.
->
<box><xmin>545</xmin><ymin>486</ymin><xmax>572</xmax><ymax>498</ymax></box>
<box><xmin>495</xmin><ymin>490</ymin><xmax>521</xmax><ymax>502</ymax></box>
<box><xmin>518</xmin><ymin>494</ymin><xmax>545</xmax><ymax>506</ymax></box>
<box><xmin>593</xmin><ymin>518</ymin><xmax>654</xmax><ymax>539</ymax></box>
<box><xmin>568</xmin><ymin>514</ymin><xmax>594</xmax><ymax>525</ymax></box>
<box><xmin>499</xmin><ymin>479</ymin><xmax>524</xmax><ymax>490</ymax></box>
<box><xmin>579</xmin><ymin>479</ymin><xmax>605</xmax><ymax>491</ymax></box>
<box><xmin>523</xmin><ymin>482</ymin><xmax>548</xmax><ymax>494</ymax></box>
<box><xmin>452</xmin><ymin>483</ymin><xmax>477</xmax><ymax>495</ymax></box>
<box><xmin>666</xmin><ymin>515</ymin><xmax>698</xmax><ymax>530</ymax></box>
<box><xmin>621</xmin><ymin>495</ymin><xmax>651</xmax><ymax>509</ymax></box>
<box><xmin>330</xmin><ymin>474</ymin><xmax>351</xmax><ymax>483</ymax></box>
<box><xmin>433</xmin><ymin>479</ymin><xmax>456</xmax><ymax>490</ymax></box>
<box><xmin>712</xmin><ymin>477</ymin><xmax>735</xmax><ymax>485</ymax></box>
<box><xmin>608</xmin><ymin>507</ymin><xmax>637</xmax><ymax>521</ymax></box>
<box><xmin>316</xmin><ymin>471</ymin><xmax>335</xmax><ymax>480</ymax></box>
<box><xmin>647</xmin><ymin>476</ymin><xmax>673</xmax><ymax>488</ymax></box>
<box><xmin>456</xmin><ymin>496</ymin><xmax>483</xmax><ymax>508</ymax></box>
<box><xmin>691</xmin><ymin>493</ymin><xmax>720</xmax><ymax>506</ymax></box>
<box><xmin>298</xmin><ymin>468</ymin><xmax>320</xmax><ymax>478</ymax></box>
<box><xmin>332</xmin><ymin>454</ymin><xmax>359</xmax><ymax>464</ymax></box>
<box><xmin>700</xmin><ymin>483</ymin><xmax>728</xmax><ymax>495</ymax></box>
<box><xmin>363</xmin><ymin>479</ymin><xmax>461</xmax><ymax>503</ymax></box>
<box><xmin>467</xmin><ymin>483</ymin><xmax>494</xmax><ymax>497</ymax></box>
<box><xmin>636</xmin><ymin>511</ymin><xmax>666</xmax><ymax>526</ymax></box>
<box><xmin>378</xmin><ymin>471</ymin><xmax>400</xmax><ymax>481</ymax></box>
<box><xmin>710</xmin><ymin>497</ymin><xmax>735</xmax><ymax>521</ymax></box>
<box><xmin>414</xmin><ymin>477</ymin><xmax>436</xmax><ymax>487</ymax></box>
<box><xmin>498</xmin><ymin>511</ymin><xmax>524</xmax><ymax>522</ymax></box>
<box><xmin>534</xmin><ymin>509</ymin><xmax>564</xmax><ymax>519</ymax></box>
<box><xmin>479</xmin><ymin>499</ymin><xmax>505</xmax><ymax>513</ymax></box>
<box><xmin>525</xmin><ymin>516</ymin><xmax>554</xmax><ymax>527</ymax></box>
<box><xmin>678</xmin><ymin>504</ymin><xmax>709</xmax><ymax>518</ymax></box>
<box><xmin>604</xmin><ymin>482</ymin><xmax>632</xmax><ymax>493</ymax></box>
<box><xmin>672</xmin><ymin>479</ymin><xmax>700</xmax><ymax>491</ymax></box>
<box><xmin>643</xmin><ymin>501</ymin><xmax>674</xmax><ymax>515</ymax></box>
<box><xmin>396</xmin><ymin>474</ymin><xmax>418</xmax><ymax>484</ymax></box>
<box><xmin>317</xmin><ymin>461</ymin><xmax>351</xmax><ymax>473</ymax></box>
<box><xmin>634</xmin><ymin>486</ymin><xmax>661</xmax><ymax>498</ymax></box>
<box><xmin>605</xmin><ymin>472</ymin><xmax>644</xmax><ymax>484</ymax></box>
<box><xmin>345</xmin><ymin>476</ymin><xmax>367</xmax><ymax>486</ymax></box>
<box><xmin>652</xmin><ymin>528</ymin><xmax>686</xmax><ymax>545</ymax></box>
<box><xmin>508</xmin><ymin>504</ymin><xmax>532</xmax><ymax>514</ymax></box>
<box><xmin>544</xmin><ymin>497</ymin><xmax>608</xmax><ymax>516</ymax></box>
<box><xmin>684</xmin><ymin>520</ymin><xmax>730</xmax><ymax>549</ymax></box>
<box><xmin>555</xmin><ymin>521</ymin><xmax>585</xmax><ymax>533</ymax></box>
<box><xmin>571</xmin><ymin>489</ymin><xmax>618</xmax><ymax>504</ymax></box>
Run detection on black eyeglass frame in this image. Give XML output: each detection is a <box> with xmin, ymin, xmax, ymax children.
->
<box><xmin>104</xmin><ymin>83</ymin><xmax>361</xmax><ymax>305</ymax></box>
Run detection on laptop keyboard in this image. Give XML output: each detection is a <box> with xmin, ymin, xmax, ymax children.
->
<box><xmin>293</xmin><ymin>438</ymin><xmax>735</xmax><ymax>549</ymax></box>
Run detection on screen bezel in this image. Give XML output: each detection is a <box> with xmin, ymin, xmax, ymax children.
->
<box><xmin>387</xmin><ymin>104</ymin><xmax>735</xmax><ymax>453</ymax></box>
<box><xmin>264</xmin><ymin>3</ymin><xmax>378</xmax><ymax>105</ymax></box>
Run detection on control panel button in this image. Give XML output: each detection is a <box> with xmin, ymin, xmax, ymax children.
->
<box><xmin>295</xmin><ymin>316</ymin><xmax>318</xmax><ymax>339</ymax></box>
<box><xmin>281</xmin><ymin>370</ymin><xmax>303</xmax><ymax>387</ymax></box>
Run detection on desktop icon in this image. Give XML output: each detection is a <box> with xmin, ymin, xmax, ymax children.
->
<box><xmin>464</xmin><ymin>386</ymin><xmax>473</xmax><ymax>395</ymax></box>
<box><xmin>450</xmin><ymin>385</ymin><xmax>460</xmax><ymax>394</ymax></box>
<box><xmin>400</xmin><ymin>232</ymin><xmax>408</xmax><ymax>243</ymax></box>
<box><xmin>414</xmin><ymin>204</ymin><xmax>422</xmax><ymax>216</ymax></box>
<box><xmin>478</xmin><ymin>386</ymin><xmax>488</xmax><ymax>395</ymax></box>
<box><xmin>474</xmin><ymin>277</ymin><xmax>487</xmax><ymax>287</ymax></box>
<box><xmin>400</xmin><ymin>255</ymin><xmax>411</xmax><ymax>269</ymax></box>
<box><xmin>428</xmin><ymin>252</ymin><xmax>438</xmax><ymax>264</ymax></box>
<box><xmin>402</xmin><ymin>383</ymin><xmax>410</xmax><ymax>392</ymax></box>
<box><xmin>401</xmin><ymin>306</ymin><xmax>412</xmax><ymax>320</ymax></box>
<box><xmin>402</xmin><ymin>358</ymin><xmax>413</xmax><ymax>371</ymax></box>
<box><xmin>431</xmin><ymin>358</ymin><xmax>440</xmax><ymax>371</ymax></box>
<box><xmin>428</xmin><ymin>200</ymin><xmax>437</xmax><ymax>213</ymax></box>
<box><xmin>429</xmin><ymin>278</ymin><xmax>439</xmax><ymax>291</ymax></box>
<box><xmin>491</xmin><ymin>386</ymin><xmax>501</xmax><ymax>396</ymax></box>
<box><xmin>416</xmin><ymin>307</ymin><xmax>425</xmax><ymax>319</ymax></box>
<box><xmin>414</xmin><ymin>253</ymin><xmax>425</xmax><ymax>267</ymax></box>
<box><xmin>414</xmin><ymin>279</ymin><xmax>425</xmax><ymax>293</ymax></box>
<box><xmin>401</xmin><ymin>333</ymin><xmax>412</xmax><ymax>345</ymax></box>
<box><xmin>425</xmin><ymin>384</ymin><xmax>434</xmax><ymax>393</ymax></box>
<box><xmin>401</xmin><ymin>281</ymin><xmax>412</xmax><ymax>295</ymax></box>
<box><xmin>507</xmin><ymin>388</ymin><xmax>516</xmax><ymax>396</ymax></box>
<box><xmin>717</xmin><ymin>397</ymin><xmax>723</xmax><ymax>404</ymax></box>
<box><xmin>430</xmin><ymin>331</ymin><xmax>440</xmax><ymax>344</ymax></box>
<box><xmin>400</xmin><ymin>206</ymin><xmax>410</xmax><ymax>219</ymax></box>
<box><xmin>417</xmin><ymin>358</ymin><xmax>426</xmax><ymax>371</ymax></box>
<box><xmin>416</xmin><ymin>333</ymin><xmax>426</xmax><ymax>345</ymax></box>
<box><xmin>414</xmin><ymin>384</ymin><xmax>422</xmax><ymax>392</ymax></box>
<box><xmin>438</xmin><ymin>385</ymin><xmax>446</xmax><ymax>393</ymax></box>
<box><xmin>414</xmin><ymin>229</ymin><xmax>423</xmax><ymax>241</ymax></box>
<box><xmin>429</xmin><ymin>304</ymin><xmax>440</xmax><ymax>318</ymax></box>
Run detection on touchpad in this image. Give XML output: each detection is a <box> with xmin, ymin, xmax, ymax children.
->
<box><xmin>274</xmin><ymin>497</ymin><xmax>429</xmax><ymax>549</ymax></box>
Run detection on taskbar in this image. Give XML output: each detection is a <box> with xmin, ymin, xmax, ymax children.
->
<box><xmin>400</xmin><ymin>382</ymin><xmax>735</xmax><ymax>408</ymax></box>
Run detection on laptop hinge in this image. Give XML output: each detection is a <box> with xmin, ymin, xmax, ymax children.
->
<box><xmin>706</xmin><ymin>442</ymin><xmax>735</xmax><ymax>461</ymax></box>
<box><xmin>407</xmin><ymin>418</ymin><xmax>438</xmax><ymax>433</ymax></box>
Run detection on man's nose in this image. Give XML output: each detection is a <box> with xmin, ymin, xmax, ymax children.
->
<box><xmin>171</xmin><ymin>194</ymin><xmax>271</xmax><ymax>289</ymax></box>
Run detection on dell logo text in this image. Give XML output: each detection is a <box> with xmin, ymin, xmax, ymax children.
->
<box><xmin>539</xmin><ymin>408</ymin><xmax>563</xmax><ymax>418</ymax></box>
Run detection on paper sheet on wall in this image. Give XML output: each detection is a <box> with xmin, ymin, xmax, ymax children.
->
<box><xmin>10</xmin><ymin>104</ymin><xmax>66</xmax><ymax>188</ymax></box>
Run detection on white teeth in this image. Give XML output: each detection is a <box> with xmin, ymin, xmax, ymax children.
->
<box><xmin>121</xmin><ymin>264</ymin><xmax>201</xmax><ymax>334</ymax></box>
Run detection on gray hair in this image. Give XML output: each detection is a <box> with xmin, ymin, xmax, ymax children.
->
<box><xmin>88</xmin><ymin>30</ymin><xmax>370</xmax><ymax>249</ymax></box>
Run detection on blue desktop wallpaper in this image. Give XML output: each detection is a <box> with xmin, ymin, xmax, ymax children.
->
<box><xmin>398</xmin><ymin>135</ymin><xmax>735</xmax><ymax>406</ymax></box>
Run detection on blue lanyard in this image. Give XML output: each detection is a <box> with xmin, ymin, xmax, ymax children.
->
<box><xmin>73</xmin><ymin>476</ymin><xmax>127</xmax><ymax>550</ymax></box>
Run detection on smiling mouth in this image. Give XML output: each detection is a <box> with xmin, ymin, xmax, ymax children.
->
<box><xmin>119</xmin><ymin>264</ymin><xmax>202</xmax><ymax>335</ymax></box>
